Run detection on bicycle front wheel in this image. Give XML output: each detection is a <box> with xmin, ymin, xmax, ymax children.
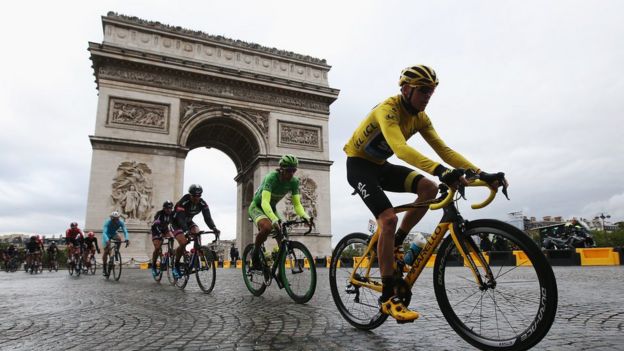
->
<box><xmin>89</xmin><ymin>256</ymin><xmax>97</xmax><ymax>275</ymax></box>
<box><xmin>242</xmin><ymin>244</ymin><xmax>266</xmax><ymax>296</ymax></box>
<box><xmin>195</xmin><ymin>252</ymin><xmax>216</xmax><ymax>294</ymax></box>
<box><xmin>165</xmin><ymin>254</ymin><xmax>176</xmax><ymax>286</ymax></box>
<box><xmin>329</xmin><ymin>233</ymin><xmax>388</xmax><ymax>330</ymax></box>
<box><xmin>175</xmin><ymin>253</ymin><xmax>190</xmax><ymax>289</ymax></box>
<box><xmin>112</xmin><ymin>251</ymin><xmax>122</xmax><ymax>281</ymax></box>
<box><xmin>280</xmin><ymin>241</ymin><xmax>316</xmax><ymax>304</ymax></box>
<box><xmin>75</xmin><ymin>259</ymin><xmax>82</xmax><ymax>277</ymax></box>
<box><xmin>153</xmin><ymin>252</ymin><xmax>163</xmax><ymax>282</ymax></box>
<box><xmin>68</xmin><ymin>262</ymin><xmax>74</xmax><ymax>276</ymax></box>
<box><xmin>433</xmin><ymin>219</ymin><xmax>558</xmax><ymax>351</ymax></box>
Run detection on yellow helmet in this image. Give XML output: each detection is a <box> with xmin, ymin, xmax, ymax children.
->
<box><xmin>399</xmin><ymin>65</ymin><xmax>439</xmax><ymax>87</ymax></box>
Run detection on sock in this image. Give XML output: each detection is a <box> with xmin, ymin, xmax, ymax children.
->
<box><xmin>381</xmin><ymin>276</ymin><xmax>395</xmax><ymax>302</ymax></box>
<box><xmin>394</xmin><ymin>229</ymin><xmax>408</xmax><ymax>247</ymax></box>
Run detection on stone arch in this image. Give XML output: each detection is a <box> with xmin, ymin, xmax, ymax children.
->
<box><xmin>85</xmin><ymin>13</ymin><xmax>338</xmax><ymax>261</ymax></box>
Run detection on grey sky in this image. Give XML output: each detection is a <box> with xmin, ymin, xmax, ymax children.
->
<box><xmin>1</xmin><ymin>1</ymin><xmax>622</xmax><ymax>244</ymax></box>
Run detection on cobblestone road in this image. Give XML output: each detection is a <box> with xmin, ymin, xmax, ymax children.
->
<box><xmin>1</xmin><ymin>266</ymin><xmax>622</xmax><ymax>350</ymax></box>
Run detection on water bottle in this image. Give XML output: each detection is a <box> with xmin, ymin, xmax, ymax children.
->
<box><xmin>404</xmin><ymin>233</ymin><xmax>427</xmax><ymax>265</ymax></box>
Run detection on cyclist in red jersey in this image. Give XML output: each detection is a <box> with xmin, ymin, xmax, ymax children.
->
<box><xmin>65</xmin><ymin>222</ymin><xmax>84</xmax><ymax>264</ymax></box>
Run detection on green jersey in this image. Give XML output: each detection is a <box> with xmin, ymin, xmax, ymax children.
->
<box><xmin>252</xmin><ymin>171</ymin><xmax>300</xmax><ymax>208</ymax></box>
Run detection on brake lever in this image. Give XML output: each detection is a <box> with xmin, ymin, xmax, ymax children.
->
<box><xmin>458</xmin><ymin>183</ymin><xmax>466</xmax><ymax>200</ymax></box>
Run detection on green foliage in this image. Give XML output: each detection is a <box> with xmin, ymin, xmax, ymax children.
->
<box><xmin>592</xmin><ymin>229</ymin><xmax>624</xmax><ymax>248</ymax></box>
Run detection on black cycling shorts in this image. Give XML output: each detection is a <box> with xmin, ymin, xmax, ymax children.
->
<box><xmin>346</xmin><ymin>157</ymin><xmax>424</xmax><ymax>218</ymax></box>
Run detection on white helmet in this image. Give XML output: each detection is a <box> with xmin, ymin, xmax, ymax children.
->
<box><xmin>110</xmin><ymin>211</ymin><xmax>121</xmax><ymax>218</ymax></box>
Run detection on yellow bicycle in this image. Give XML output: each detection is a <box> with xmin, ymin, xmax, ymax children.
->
<box><xmin>329</xmin><ymin>178</ymin><xmax>557</xmax><ymax>351</ymax></box>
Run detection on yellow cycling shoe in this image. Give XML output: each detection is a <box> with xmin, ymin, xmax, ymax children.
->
<box><xmin>379</xmin><ymin>296</ymin><xmax>419</xmax><ymax>323</ymax></box>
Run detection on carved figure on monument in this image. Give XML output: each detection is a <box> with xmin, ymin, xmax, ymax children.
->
<box><xmin>110</xmin><ymin>161</ymin><xmax>154</xmax><ymax>222</ymax></box>
<box><xmin>285</xmin><ymin>175</ymin><xmax>318</xmax><ymax>226</ymax></box>
<box><xmin>109</xmin><ymin>98</ymin><xmax>168</xmax><ymax>131</ymax></box>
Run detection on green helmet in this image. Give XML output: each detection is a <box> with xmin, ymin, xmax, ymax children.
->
<box><xmin>279</xmin><ymin>154</ymin><xmax>299</xmax><ymax>168</ymax></box>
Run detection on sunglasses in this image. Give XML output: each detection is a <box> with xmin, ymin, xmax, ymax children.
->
<box><xmin>282</xmin><ymin>167</ymin><xmax>297</xmax><ymax>174</ymax></box>
<box><xmin>416</xmin><ymin>86</ymin><xmax>435</xmax><ymax>94</ymax></box>
<box><xmin>191</xmin><ymin>194</ymin><xmax>202</xmax><ymax>198</ymax></box>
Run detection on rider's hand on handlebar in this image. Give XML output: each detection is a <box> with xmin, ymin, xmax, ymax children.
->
<box><xmin>124</xmin><ymin>240</ymin><xmax>130</xmax><ymax>248</ymax></box>
<box><xmin>435</xmin><ymin>166</ymin><xmax>467</xmax><ymax>191</ymax></box>
<box><xmin>213</xmin><ymin>228</ymin><xmax>221</xmax><ymax>240</ymax></box>
<box><xmin>304</xmin><ymin>216</ymin><xmax>315</xmax><ymax>228</ymax></box>
<box><xmin>272</xmin><ymin>220</ymin><xmax>282</xmax><ymax>233</ymax></box>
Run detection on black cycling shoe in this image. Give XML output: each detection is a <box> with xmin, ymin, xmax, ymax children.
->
<box><xmin>251</xmin><ymin>251</ymin><xmax>263</xmax><ymax>272</ymax></box>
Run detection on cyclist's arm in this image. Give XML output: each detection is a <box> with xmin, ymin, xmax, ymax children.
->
<box><xmin>201</xmin><ymin>206</ymin><xmax>217</xmax><ymax>231</ymax></box>
<box><xmin>261</xmin><ymin>190</ymin><xmax>280</xmax><ymax>223</ymax></box>
<box><xmin>120</xmin><ymin>222</ymin><xmax>129</xmax><ymax>241</ymax></box>
<box><xmin>376</xmin><ymin>110</ymin><xmax>442</xmax><ymax>174</ymax></box>
<box><xmin>420</xmin><ymin>121</ymin><xmax>479</xmax><ymax>173</ymax></box>
<box><xmin>102</xmin><ymin>222</ymin><xmax>110</xmax><ymax>245</ymax></box>
<box><xmin>291</xmin><ymin>194</ymin><xmax>310</xmax><ymax>220</ymax></box>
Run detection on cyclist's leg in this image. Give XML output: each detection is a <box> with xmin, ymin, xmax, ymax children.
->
<box><xmin>377</xmin><ymin>163</ymin><xmax>437</xmax><ymax>245</ymax></box>
<box><xmin>151</xmin><ymin>234</ymin><xmax>163</xmax><ymax>267</ymax></box>
<box><xmin>102</xmin><ymin>234</ymin><xmax>111</xmax><ymax>272</ymax></box>
<box><xmin>248</xmin><ymin>202</ymin><xmax>271</xmax><ymax>269</ymax></box>
<box><xmin>347</xmin><ymin>157</ymin><xmax>418</xmax><ymax>321</ymax></box>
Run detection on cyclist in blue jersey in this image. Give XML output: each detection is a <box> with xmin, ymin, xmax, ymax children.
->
<box><xmin>101</xmin><ymin>211</ymin><xmax>130</xmax><ymax>276</ymax></box>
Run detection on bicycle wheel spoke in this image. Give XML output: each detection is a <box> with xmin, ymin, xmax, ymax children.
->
<box><xmin>486</xmin><ymin>289</ymin><xmax>517</xmax><ymax>336</ymax></box>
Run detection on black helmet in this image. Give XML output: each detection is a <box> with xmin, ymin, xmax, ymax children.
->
<box><xmin>70</xmin><ymin>222</ymin><xmax>78</xmax><ymax>228</ymax></box>
<box><xmin>163</xmin><ymin>200</ymin><xmax>174</xmax><ymax>209</ymax></box>
<box><xmin>188</xmin><ymin>184</ymin><xmax>203</xmax><ymax>196</ymax></box>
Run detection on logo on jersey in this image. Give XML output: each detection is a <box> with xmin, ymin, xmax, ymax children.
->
<box><xmin>357</xmin><ymin>182</ymin><xmax>370</xmax><ymax>199</ymax></box>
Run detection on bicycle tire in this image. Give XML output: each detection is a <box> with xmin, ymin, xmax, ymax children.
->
<box><xmin>196</xmin><ymin>252</ymin><xmax>216</xmax><ymax>294</ymax></box>
<box><xmin>329</xmin><ymin>232</ymin><xmax>388</xmax><ymax>330</ymax></box>
<box><xmin>89</xmin><ymin>256</ymin><xmax>97</xmax><ymax>275</ymax></box>
<box><xmin>38</xmin><ymin>260</ymin><xmax>43</xmax><ymax>274</ymax></box>
<box><xmin>112</xmin><ymin>250</ymin><xmax>122</xmax><ymax>281</ymax></box>
<box><xmin>68</xmin><ymin>261</ymin><xmax>75</xmax><ymax>276</ymax></box>
<box><xmin>242</xmin><ymin>244</ymin><xmax>267</xmax><ymax>296</ymax></box>
<box><xmin>165</xmin><ymin>254</ymin><xmax>176</xmax><ymax>286</ymax></box>
<box><xmin>75</xmin><ymin>258</ymin><xmax>82</xmax><ymax>277</ymax></box>
<box><xmin>152</xmin><ymin>252</ymin><xmax>163</xmax><ymax>282</ymax></box>
<box><xmin>175</xmin><ymin>253</ymin><xmax>190</xmax><ymax>289</ymax></box>
<box><xmin>280</xmin><ymin>241</ymin><xmax>316</xmax><ymax>304</ymax></box>
<box><xmin>433</xmin><ymin>219</ymin><xmax>558</xmax><ymax>351</ymax></box>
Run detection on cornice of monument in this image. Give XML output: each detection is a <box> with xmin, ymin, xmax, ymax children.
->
<box><xmin>104</xmin><ymin>12</ymin><xmax>329</xmax><ymax>67</ymax></box>
<box><xmin>89</xmin><ymin>50</ymin><xmax>336</xmax><ymax>114</ymax></box>
<box><xmin>88</xmin><ymin>42</ymin><xmax>339</xmax><ymax>101</ymax></box>
<box><xmin>89</xmin><ymin>135</ymin><xmax>189</xmax><ymax>158</ymax></box>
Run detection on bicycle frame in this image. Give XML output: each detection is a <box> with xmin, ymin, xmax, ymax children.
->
<box><xmin>349</xmin><ymin>180</ymin><xmax>498</xmax><ymax>292</ymax></box>
<box><xmin>181</xmin><ymin>231</ymin><xmax>217</xmax><ymax>276</ymax></box>
<box><xmin>259</xmin><ymin>220</ymin><xmax>313</xmax><ymax>285</ymax></box>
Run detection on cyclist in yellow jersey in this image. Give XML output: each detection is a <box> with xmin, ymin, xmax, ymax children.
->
<box><xmin>344</xmin><ymin>65</ymin><xmax>507</xmax><ymax>322</ymax></box>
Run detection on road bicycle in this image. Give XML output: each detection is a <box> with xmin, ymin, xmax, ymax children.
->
<box><xmin>173</xmin><ymin>230</ymin><xmax>218</xmax><ymax>294</ymax></box>
<box><xmin>27</xmin><ymin>252</ymin><xmax>43</xmax><ymax>274</ymax></box>
<box><xmin>68</xmin><ymin>246</ymin><xmax>83</xmax><ymax>277</ymax></box>
<box><xmin>242</xmin><ymin>219</ymin><xmax>316</xmax><ymax>304</ymax></box>
<box><xmin>103</xmin><ymin>239</ymin><xmax>126</xmax><ymax>281</ymax></box>
<box><xmin>47</xmin><ymin>252</ymin><xmax>59</xmax><ymax>272</ymax></box>
<box><xmin>84</xmin><ymin>249</ymin><xmax>97</xmax><ymax>275</ymax></box>
<box><xmin>152</xmin><ymin>235</ymin><xmax>176</xmax><ymax>284</ymax></box>
<box><xmin>329</xmin><ymin>177</ymin><xmax>558</xmax><ymax>351</ymax></box>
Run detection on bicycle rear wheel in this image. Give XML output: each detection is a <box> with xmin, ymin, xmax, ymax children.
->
<box><xmin>112</xmin><ymin>251</ymin><xmax>122</xmax><ymax>281</ymax></box>
<box><xmin>280</xmin><ymin>241</ymin><xmax>316</xmax><ymax>304</ymax></box>
<box><xmin>433</xmin><ymin>219</ymin><xmax>558</xmax><ymax>351</ymax></box>
<box><xmin>195</xmin><ymin>252</ymin><xmax>216</xmax><ymax>294</ymax></box>
<box><xmin>329</xmin><ymin>233</ymin><xmax>388</xmax><ymax>330</ymax></box>
<box><xmin>174</xmin><ymin>253</ymin><xmax>190</xmax><ymax>289</ymax></box>
<box><xmin>242</xmin><ymin>244</ymin><xmax>267</xmax><ymax>296</ymax></box>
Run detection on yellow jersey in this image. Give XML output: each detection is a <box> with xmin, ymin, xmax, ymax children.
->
<box><xmin>343</xmin><ymin>95</ymin><xmax>479</xmax><ymax>175</ymax></box>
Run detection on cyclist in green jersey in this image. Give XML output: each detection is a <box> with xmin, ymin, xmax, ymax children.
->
<box><xmin>248</xmin><ymin>154</ymin><xmax>313</xmax><ymax>270</ymax></box>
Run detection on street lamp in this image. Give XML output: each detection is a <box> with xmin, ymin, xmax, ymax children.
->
<box><xmin>594</xmin><ymin>213</ymin><xmax>611</xmax><ymax>231</ymax></box>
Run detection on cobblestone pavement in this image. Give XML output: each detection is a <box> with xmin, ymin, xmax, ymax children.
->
<box><xmin>1</xmin><ymin>266</ymin><xmax>622</xmax><ymax>350</ymax></box>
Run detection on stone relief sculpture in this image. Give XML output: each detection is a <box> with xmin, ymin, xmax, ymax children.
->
<box><xmin>110</xmin><ymin>161</ymin><xmax>154</xmax><ymax>222</ymax></box>
<box><xmin>284</xmin><ymin>175</ymin><xmax>318</xmax><ymax>229</ymax></box>
<box><xmin>279</xmin><ymin>122</ymin><xmax>321</xmax><ymax>149</ymax></box>
<box><xmin>108</xmin><ymin>98</ymin><xmax>169</xmax><ymax>132</ymax></box>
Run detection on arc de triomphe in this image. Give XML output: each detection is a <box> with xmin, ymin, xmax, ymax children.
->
<box><xmin>84</xmin><ymin>13</ymin><xmax>339</xmax><ymax>261</ymax></box>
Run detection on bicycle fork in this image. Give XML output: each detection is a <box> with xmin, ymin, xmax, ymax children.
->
<box><xmin>449</xmin><ymin>222</ymin><xmax>496</xmax><ymax>290</ymax></box>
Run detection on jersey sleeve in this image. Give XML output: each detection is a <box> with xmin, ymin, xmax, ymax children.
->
<box><xmin>375</xmin><ymin>108</ymin><xmax>441</xmax><ymax>174</ymax></box>
<box><xmin>261</xmin><ymin>190</ymin><xmax>280</xmax><ymax>223</ymax></box>
<box><xmin>420</xmin><ymin>116</ymin><xmax>479</xmax><ymax>173</ymax></box>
